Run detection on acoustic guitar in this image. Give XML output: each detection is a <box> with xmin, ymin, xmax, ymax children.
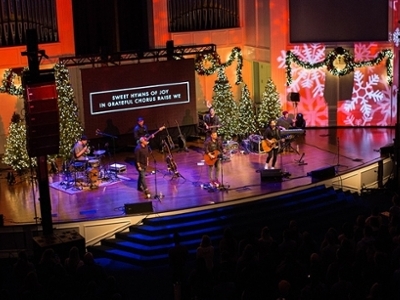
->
<box><xmin>261</xmin><ymin>138</ymin><xmax>279</xmax><ymax>153</ymax></box>
<box><xmin>175</xmin><ymin>120</ymin><xmax>187</xmax><ymax>150</ymax></box>
<box><xmin>204</xmin><ymin>150</ymin><xmax>220</xmax><ymax>166</ymax></box>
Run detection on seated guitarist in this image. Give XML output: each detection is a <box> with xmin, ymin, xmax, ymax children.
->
<box><xmin>204</xmin><ymin>131</ymin><xmax>223</xmax><ymax>187</ymax></box>
<box><xmin>203</xmin><ymin>107</ymin><xmax>221</xmax><ymax>137</ymax></box>
<box><xmin>263</xmin><ymin>120</ymin><xmax>284</xmax><ymax>170</ymax></box>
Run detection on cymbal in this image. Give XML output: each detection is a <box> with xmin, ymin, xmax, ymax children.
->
<box><xmin>93</xmin><ymin>150</ymin><xmax>106</xmax><ymax>155</ymax></box>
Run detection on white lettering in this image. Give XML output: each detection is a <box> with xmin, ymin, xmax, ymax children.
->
<box><xmin>159</xmin><ymin>89</ymin><xmax>169</xmax><ymax>95</ymax></box>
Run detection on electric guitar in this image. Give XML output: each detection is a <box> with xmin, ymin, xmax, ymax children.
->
<box><xmin>204</xmin><ymin>124</ymin><xmax>222</xmax><ymax>131</ymax></box>
<box><xmin>133</xmin><ymin>126</ymin><xmax>165</xmax><ymax>144</ymax></box>
<box><xmin>145</xmin><ymin>126</ymin><xmax>166</xmax><ymax>141</ymax></box>
<box><xmin>261</xmin><ymin>138</ymin><xmax>279</xmax><ymax>153</ymax></box>
<box><xmin>204</xmin><ymin>150</ymin><xmax>220</xmax><ymax>166</ymax></box>
<box><xmin>175</xmin><ymin>120</ymin><xmax>187</xmax><ymax>150</ymax></box>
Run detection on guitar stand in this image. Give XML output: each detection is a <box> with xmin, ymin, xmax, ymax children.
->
<box><xmin>170</xmin><ymin>170</ymin><xmax>186</xmax><ymax>181</ymax></box>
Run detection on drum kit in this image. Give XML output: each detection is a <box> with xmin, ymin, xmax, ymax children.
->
<box><xmin>60</xmin><ymin>149</ymin><xmax>115</xmax><ymax>190</ymax></box>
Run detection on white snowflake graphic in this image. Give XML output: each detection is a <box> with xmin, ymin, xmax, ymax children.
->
<box><xmin>339</xmin><ymin>70</ymin><xmax>384</xmax><ymax>126</ymax></box>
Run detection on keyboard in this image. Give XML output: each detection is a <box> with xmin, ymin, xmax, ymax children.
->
<box><xmin>280</xmin><ymin>128</ymin><xmax>305</xmax><ymax>135</ymax></box>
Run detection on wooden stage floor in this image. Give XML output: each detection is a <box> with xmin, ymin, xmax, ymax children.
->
<box><xmin>0</xmin><ymin>128</ymin><xmax>395</xmax><ymax>226</ymax></box>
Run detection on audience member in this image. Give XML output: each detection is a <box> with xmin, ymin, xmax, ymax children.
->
<box><xmin>168</xmin><ymin>232</ymin><xmax>188</xmax><ymax>284</ymax></box>
<box><xmin>218</xmin><ymin>227</ymin><xmax>238</xmax><ymax>263</ymax></box>
<box><xmin>12</xmin><ymin>250</ymin><xmax>35</xmax><ymax>288</ymax></box>
<box><xmin>196</xmin><ymin>235</ymin><xmax>215</xmax><ymax>273</ymax></box>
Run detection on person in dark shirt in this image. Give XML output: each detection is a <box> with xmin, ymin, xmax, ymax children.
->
<box><xmin>133</xmin><ymin>117</ymin><xmax>153</xmax><ymax>144</ymax></box>
<box><xmin>204</xmin><ymin>131</ymin><xmax>224</xmax><ymax>187</ymax></box>
<box><xmin>203</xmin><ymin>107</ymin><xmax>221</xmax><ymax>136</ymax></box>
<box><xmin>134</xmin><ymin>137</ymin><xmax>151</xmax><ymax>198</ymax></box>
<box><xmin>277</xmin><ymin>110</ymin><xmax>294</xmax><ymax>130</ymax></box>
<box><xmin>263</xmin><ymin>120</ymin><xmax>283</xmax><ymax>169</ymax></box>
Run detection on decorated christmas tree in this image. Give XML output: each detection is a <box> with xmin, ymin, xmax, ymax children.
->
<box><xmin>54</xmin><ymin>63</ymin><xmax>84</xmax><ymax>160</ymax></box>
<box><xmin>2</xmin><ymin>113</ymin><xmax>36</xmax><ymax>173</ymax></box>
<box><xmin>237</xmin><ymin>83</ymin><xmax>257</xmax><ymax>137</ymax></box>
<box><xmin>257</xmin><ymin>78</ymin><xmax>281</xmax><ymax>129</ymax></box>
<box><xmin>212</xmin><ymin>68</ymin><xmax>238</xmax><ymax>140</ymax></box>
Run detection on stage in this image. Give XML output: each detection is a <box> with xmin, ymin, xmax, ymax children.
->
<box><xmin>0</xmin><ymin>127</ymin><xmax>396</xmax><ymax>227</ymax></box>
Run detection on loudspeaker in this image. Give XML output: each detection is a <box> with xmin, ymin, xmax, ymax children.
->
<box><xmin>260</xmin><ymin>169</ymin><xmax>283</xmax><ymax>182</ymax></box>
<box><xmin>308</xmin><ymin>166</ymin><xmax>336</xmax><ymax>181</ymax></box>
<box><xmin>23</xmin><ymin>71</ymin><xmax>60</xmax><ymax>157</ymax></box>
<box><xmin>287</xmin><ymin>92</ymin><xmax>300</xmax><ymax>102</ymax></box>
<box><xmin>124</xmin><ymin>202</ymin><xmax>153</xmax><ymax>215</ymax></box>
<box><xmin>380</xmin><ymin>143</ymin><xmax>394</xmax><ymax>158</ymax></box>
<box><xmin>166</xmin><ymin>40</ymin><xmax>174</xmax><ymax>60</ymax></box>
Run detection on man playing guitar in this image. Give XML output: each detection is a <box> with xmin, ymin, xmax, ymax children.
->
<box><xmin>204</xmin><ymin>131</ymin><xmax>224</xmax><ymax>187</ymax></box>
<box><xmin>133</xmin><ymin>117</ymin><xmax>152</xmax><ymax>144</ymax></box>
<box><xmin>203</xmin><ymin>107</ymin><xmax>221</xmax><ymax>136</ymax></box>
<box><xmin>262</xmin><ymin>120</ymin><xmax>284</xmax><ymax>170</ymax></box>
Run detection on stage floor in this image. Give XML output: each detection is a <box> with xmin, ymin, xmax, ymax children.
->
<box><xmin>0</xmin><ymin>128</ymin><xmax>395</xmax><ymax>226</ymax></box>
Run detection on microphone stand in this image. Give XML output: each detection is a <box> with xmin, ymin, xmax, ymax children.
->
<box><xmin>218</xmin><ymin>155</ymin><xmax>229</xmax><ymax>191</ymax></box>
<box><xmin>150</xmin><ymin>148</ymin><xmax>162</xmax><ymax>202</ymax></box>
<box><xmin>96</xmin><ymin>130</ymin><xmax>118</xmax><ymax>179</ymax></box>
<box><xmin>334</xmin><ymin>137</ymin><xmax>348</xmax><ymax>172</ymax></box>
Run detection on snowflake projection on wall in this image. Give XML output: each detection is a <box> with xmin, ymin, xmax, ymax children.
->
<box><xmin>278</xmin><ymin>43</ymin><xmax>395</xmax><ymax>126</ymax></box>
<box><xmin>337</xmin><ymin>44</ymin><xmax>396</xmax><ymax>126</ymax></box>
<box><xmin>277</xmin><ymin>44</ymin><xmax>328</xmax><ymax>126</ymax></box>
<box><xmin>338</xmin><ymin>71</ymin><xmax>396</xmax><ymax>126</ymax></box>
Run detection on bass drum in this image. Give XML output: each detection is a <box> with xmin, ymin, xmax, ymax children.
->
<box><xmin>87</xmin><ymin>167</ymin><xmax>99</xmax><ymax>184</ymax></box>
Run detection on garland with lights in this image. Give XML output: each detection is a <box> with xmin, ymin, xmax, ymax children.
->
<box><xmin>0</xmin><ymin>69</ymin><xmax>24</xmax><ymax>96</ymax></box>
<box><xmin>285</xmin><ymin>47</ymin><xmax>394</xmax><ymax>86</ymax></box>
<box><xmin>195</xmin><ymin>47</ymin><xmax>243</xmax><ymax>84</ymax></box>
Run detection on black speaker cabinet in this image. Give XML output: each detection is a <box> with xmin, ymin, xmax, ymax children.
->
<box><xmin>23</xmin><ymin>71</ymin><xmax>60</xmax><ymax>157</ymax></box>
<box><xmin>309</xmin><ymin>166</ymin><xmax>336</xmax><ymax>181</ymax></box>
<box><xmin>260</xmin><ymin>169</ymin><xmax>283</xmax><ymax>182</ymax></box>
<box><xmin>287</xmin><ymin>92</ymin><xmax>300</xmax><ymax>102</ymax></box>
<box><xmin>125</xmin><ymin>202</ymin><xmax>154</xmax><ymax>215</ymax></box>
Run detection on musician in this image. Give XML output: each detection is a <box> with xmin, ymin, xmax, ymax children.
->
<box><xmin>204</xmin><ymin>131</ymin><xmax>223</xmax><ymax>187</ymax></box>
<box><xmin>277</xmin><ymin>111</ymin><xmax>294</xmax><ymax>130</ymax></box>
<box><xmin>134</xmin><ymin>137</ymin><xmax>151</xmax><ymax>198</ymax></box>
<box><xmin>203</xmin><ymin>107</ymin><xmax>221</xmax><ymax>135</ymax></box>
<box><xmin>73</xmin><ymin>135</ymin><xmax>90</xmax><ymax>162</ymax></box>
<box><xmin>295</xmin><ymin>113</ymin><xmax>306</xmax><ymax>133</ymax></box>
<box><xmin>133</xmin><ymin>117</ymin><xmax>153</xmax><ymax>144</ymax></box>
<box><xmin>263</xmin><ymin>120</ymin><xmax>283</xmax><ymax>169</ymax></box>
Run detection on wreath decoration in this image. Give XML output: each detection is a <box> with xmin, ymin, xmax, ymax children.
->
<box><xmin>195</xmin><ymin>47</ymin><xmax>243</xmax><ymax>85</ymax></box>
<box><xmin>285</xmin><ymin>47</ymin><xmax>394</xmax><ymax>86</ymax></box>
<box><xmin>0</xmin><ymin>69</ymin><xmax>24</xmax><ymax>96</ymax></box>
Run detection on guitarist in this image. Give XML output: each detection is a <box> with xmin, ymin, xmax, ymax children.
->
<box><xmin>204</xmin><ymin>131</ymin><xmax>223</xmax><ymax>187</ymax></box>
<box><xmin>263</xmin><ymin>120</ymin><xmax>284</xmax><ymax>170</ymax></box>
<box><xmin>133</xmin><ymin>117</ymin><xmax>153</xmax><ymax>144</ymax></box>
<box><xmin>203</xmin><ymin>107</ymin><xmax>221</xmax><ymax>137</ymax></box>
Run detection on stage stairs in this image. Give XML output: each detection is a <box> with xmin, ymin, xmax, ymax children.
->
<box><xmin>87</xmin><ymin>185</ymin><xmax>368</xmax><ymax>268</ymax></box>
